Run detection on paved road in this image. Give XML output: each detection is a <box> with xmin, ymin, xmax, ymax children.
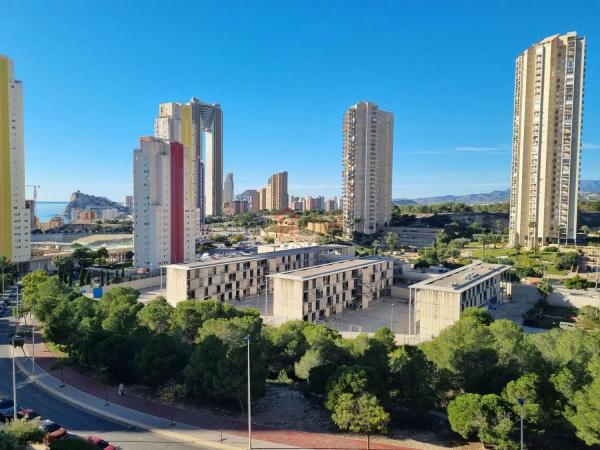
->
<box><xmin>0</xmin><ymin>309</ymin><xmax>208</xmax><ymax>450</ymax></box>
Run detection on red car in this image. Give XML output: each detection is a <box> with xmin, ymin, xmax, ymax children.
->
<box><xmin>87</xmin><ymin>436</ymin><xmax>117</xmax><ymax>450</ymax></box>
<box><xmin>40</xmin><ymin>420</ymin><xmax>68</xmax><ymax>443</ymax></box>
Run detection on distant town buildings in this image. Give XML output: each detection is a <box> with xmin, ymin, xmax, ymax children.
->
<box><xmin>342</xmin><ymin>101</ymin><xmax>393</xmax><ymax>236</ymax></box>
<box><xmin>133</xmin><ymin>137</ymin><xmax>195</xmax><ymax>269</ymax></box>
<box><xmin>39</xmin><ymin>215</ymin><xmax>64</xmax><ymax>232</ymax></box>
<box><xmin>509</xmin><ymin>32</ymin><xmax>586</xmax><ymax>247</ymax></box>
<box><xmin>237</xmin><ymin>189</ymin><xmax>260</xmax><ymax>212</ymax></box>
<box><xmin>124</xmin><ymin>195</ymin><xmax>134</xmax><ymax>210</ymax></box>
<box><xmin>263</xmin><ymin>171</ymin><xmax>288</xmax><ymax>211</ymax></box>
<box><xmin>154</xmin><ymin>97</ymin><xmax>223</xmax><ymax>218</ymax></box>
<box><xmin>224</xmin><ymin>200</ymin><xmax>248</xmax><ymax>215</ymax></box>
<box><xmin>223</xmin><ymin>172</ymin><xmax>234</xmax><ymax>206</ymax></box>
<box><xmin>71</xmin><ymin>209</ymin><xmax>97</xmax><ymax>223</ymax></box>
<box><xmin>324</xmin><ymin>198</ymin><xmax>338</xmax><ymax>212</ymax></box>
<box><xmin>0</xmin><ymin>55</ymin><xmax>31</xmax><ymax>263</ymax></box>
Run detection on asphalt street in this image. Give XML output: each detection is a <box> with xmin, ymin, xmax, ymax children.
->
<box><xmin>0</xmin><ymin>307</ymin><xmax>210</xmax><ymax>450</ymax></box>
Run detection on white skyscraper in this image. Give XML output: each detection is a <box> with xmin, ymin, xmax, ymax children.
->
<box><xmin>342</xmin><ymin>101</ymin><xmax>393</xmax><ymax>236</ymax></box>
<box><xmin>133</xmin><ymin>137</ymin><xmax>195</xmax><ymax>270</ymax></box>
<box><xmin>0</xmin><ymin>55</ymin><xmax>30</xmax><ymax>263</ymax></box>
<box><xmin>509</xmin><ymin>32</ymin><xmax>586</xmax><ymax>247</ymax></box>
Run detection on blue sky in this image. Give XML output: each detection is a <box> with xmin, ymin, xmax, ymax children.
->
<box><xmin>2</xmin><ymin>0</ymin><xmax>600</xmax><ymax>201</ymax></box>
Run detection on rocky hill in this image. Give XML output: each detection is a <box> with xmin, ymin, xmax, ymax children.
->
<box><xmin>64</xmin><ymin>191</ymin><xmax>130</xmax><ymax>215</ymax></box>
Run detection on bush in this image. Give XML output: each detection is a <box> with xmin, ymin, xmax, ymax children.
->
<box><xmin>1</xmin><ymin>418</ymin><xmax>45</xmax><ymax>446</ymax></box>
<box><xmin>563</xmin><ymin>275</ymin><xmax>589</xmax><ymax>290</ymax></box>
<box><xmin>0</xmin><ymin>431</ymin><xmax>17</xmax><ymax>450</ymax></box>
<box><xmin>556</xmin><ymin>252</ymin><xmax>578</xmax><ymax>271</ymax></box>
<box><xmin>543</xmin><ymin>246</ymin><xmax>559</xmax><ymax>253</ymax></box>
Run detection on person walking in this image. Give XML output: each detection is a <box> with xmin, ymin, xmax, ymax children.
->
<box><xmin>118</xmin><ymin>383</ymin><xmax>125</xmax><ymax>396</ymax></box>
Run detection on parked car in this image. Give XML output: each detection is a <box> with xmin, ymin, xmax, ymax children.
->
<box><xmin>86</xmin><ymin>436</ymin><xmax>117</xmax><ymax>450</ymax></box>
<box><xmin>0</xmin><ymin>398</ymin><xmax>14</xmax><ymax>422</ymax></box>
<box><xmin>40</xmin><ymin>420</ymin><xmax>67</xmax><ymax>442</ymax></box>
<box><xmin>17</xmin><ymin>408</ymin><xmax>40</xmax><ymax>420</ymax></box>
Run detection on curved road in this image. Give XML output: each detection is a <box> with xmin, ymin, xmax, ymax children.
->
<box><xmin>0</xmin><ymin>309</ymin><xmax>209</xmax><ymax>450</ymax></box>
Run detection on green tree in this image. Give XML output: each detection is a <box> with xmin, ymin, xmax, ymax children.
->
<box><xmin>568</xmin><ymin>357</ymin><xmax>600</xmax><ymax>446</ymax></box>
<box><xmin>331</xmin><ymin>393</ymin><xmax>390</xmax><ymax>441</ymax></box>
<box><xmin>137</xmin><ymin>296</ymin><xmax>174</xmax><ymax>334</ymax></box>
<box><xmin>502</xmin><ymin>374</ymin><xmax>543</xmax><ymax>427</ymax></box>
<box><xmin>325</xmin><ymin>366</ymin><xmax>372</xmax><ymax>411</ymax></box>
<box><xmin>537</xmin><ymin>278</ymin><xmax>553</xmax><ymax>301</ymax></box>
<box><xmin>421</xmin><ymin>313</ymin><xmax>498</xmax><ymax>393</ymax></box>
<box><xmin>388</xmin><ymin>346</ymin><xmax>442</xmax><ymax>414</ymax></box>
<box><xmin>384</xmin><ymin>232</ymin><xmax>399</xmax><ymax>252</ymax></box>
<box><xmin>448</xmin><ymin>393</ymin><xmax>517</xmax><ymax>449</ymax></box>
<box><xmin>0</xmin><ymin>256</ymin><xmax>18</xmax><ymax>293</ymax></box>
<box><xmin>262</xmin><ymin>320</ymin><xmax>309</xmax><ymax>377</ymax></box>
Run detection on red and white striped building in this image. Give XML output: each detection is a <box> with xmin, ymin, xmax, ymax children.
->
<box><xmin>133</xmin><ymin>137</ymin><xmax>196</xmax><ymax>270</ymax></box>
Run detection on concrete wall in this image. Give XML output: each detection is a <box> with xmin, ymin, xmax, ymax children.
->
<box><xmin>272</xmin><ymin>277</ymin><xmax>304</xmax><ymax>321</ymax></box>
<box><xmin>340</xmin><ymin>331</ymin><xmax>421</xmax><ymax>346</ymax></box>
<box><xmin>82</xmin><ymin>276</ymin><xmax>161</xmax><ymax>298</ymax></box>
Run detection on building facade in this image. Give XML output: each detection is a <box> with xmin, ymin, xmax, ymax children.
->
<box><xmin>124</xmin><ymin>195</ymin><xmax>134</xmax><ymax>211</ymax></box>
<box><xmin>271</xmin><ymin>258</ymin><xmax>393</xmax><ymax>323</ymax></box>
<box><xmin>509</xmin><ymin>32</ymin><xmax>586</xmax><ymax>247</ymax></box>
<box><xmin>165</xmin><ymin>247</ymin><xmax>321</xmax><ymax>305</ymax></box>
<box><xmin>342</xmin><ymin>102</ymin><xmax>394</xmax><ymax>236</ymax></box>
<box><xmin>133</xmin><ymin>137</ymin><xmax>196</xmax><ymax>269</ymax></box>
<box><xmin>237</xmin><ymin>189</ymin><xmax>260</xmax><ymax>212</ymax></box>
<box><xmin>0</xmin><ymin>55</ymin><xmax>30</xmax><ymax>263</ymax></box>
<box><xmin>267</xmin><ymin>171</ymin><xmax>288</xmax><ymax>211</ymax></box>
<box><xmin>154</xmin><ymin>97</ymin><xmax>223</xmax><ymax>218</ymax></box>
<box><xmin>411</xmin><ymin>262</ymin><xmax>511</xmax><ymax>339</ymax></box>
<box><xmin>223</xmin><ymin>172</ymin><xmax>234</xmax><ymax>206</ymax></box>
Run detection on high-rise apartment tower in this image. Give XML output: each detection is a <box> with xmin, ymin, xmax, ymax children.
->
<box><xmin>155</xmin><ymin>97</ymin><xmax>223</xmax><ymax>218</ymax></box>
<box><xmin>133</xmin><ymin>137</ymin><xmax>196</xmax><ymax>269</ymax></box>
<box><xmin>342</xmin><ymin>102</ymin><xmax>393</xmax><ymax>235</ymax></box>
<box><xmin>509</xmin><ymin>32</ymin><xmax>586</xmax><ymax>247</ymax></box>
<box><xmin>223</xmin><ymin>172</ymin><xmax>234</xmax><ymax>206</ymax></box>
<box><xmin>0</xmin><ymin>55</ymin><xmax>30</xmax><ymax>263</ymax></box>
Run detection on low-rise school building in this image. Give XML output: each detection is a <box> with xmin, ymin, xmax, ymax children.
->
<box><xmin>410</xmin><ymin>262</ymin><xmax>511</xmax><ymax>340</ymax></box>
<box><xmin>164</xmin><ymin>245</ymin><xmax>353</xmax><ymax>306</ymax></box>
<box><xmin>270</xmin><ymin>258</ymin><xmax>394</xmax><ymax>322</ymax></box>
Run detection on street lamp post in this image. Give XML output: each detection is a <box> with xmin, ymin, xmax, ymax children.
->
<box><xmin>12</xmin><ymin>338</ymin><xmax>17</xmax><ymax>420</ymax></box>
<box><xmin>32</xmin><ymin>314</ymin><xmax>35</xmax><ymax>374</ymax></box>
<box><xmin>518</xmin><ymin>398</ymin><xmax>525</xmax><ymax>450</ymax></box>
<box><xmin>390</xmin><ymin>303</ymin><xmax>394</xmax><ymax>332</ymax></box>
<box><xmin>245</xmin><ymin>335</ymin><xmax>252</xmax><ymax>450</ymax></box>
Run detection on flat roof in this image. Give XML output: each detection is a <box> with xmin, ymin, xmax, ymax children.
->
<box><xmin>269</xmin><ymin>258</ymin><xmax>388</xmax><ymax>281</ymax></box>
<box><xmin>410</xmin><ymin>262</ymin><xmax>510</xmax><ymax>293</ymax></box>
<box><xmin>164</xmin><ymin>246</ymin><xmax>324</xmax><ymax>271</ymax></box>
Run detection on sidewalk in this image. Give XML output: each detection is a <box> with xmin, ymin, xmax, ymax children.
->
<box><xmin>19</xmin><ymin>334</ymin><xmax>415</xmax><ymax>450</ymax></box>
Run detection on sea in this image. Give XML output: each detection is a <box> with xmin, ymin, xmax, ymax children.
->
<box><xmin>36</xmin><ymin>202</ymin><xmax>69</xmax><ymax>222</ymax></box>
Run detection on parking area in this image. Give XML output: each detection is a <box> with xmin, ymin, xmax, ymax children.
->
<box><xmin>137</xmin><ymin>286</ymin><xmax>164</xmax><ymax>304</ymax></box>
<box><xmin>321</xmin><ymin>298</ymin><xmax>411</xmax><ymax>334</ymax></box>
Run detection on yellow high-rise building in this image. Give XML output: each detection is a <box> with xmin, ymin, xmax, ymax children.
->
<box><xmin>509</xmin><ymin>33</ymin><xmax>586</xmax><ymax>247</ymax></box>
<box><xmin>0</xmin><ymin>55</ymin><xmax>30</xmax><ymax>263</ymax></box>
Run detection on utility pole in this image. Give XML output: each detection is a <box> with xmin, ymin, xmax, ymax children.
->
<box><xmin>12</xmin><ymin>338</ymin><xmax>17</xmax><ymax>420</ymax></box>
<box><xmin>32</xmin><ymin>313</ymin><xmax>35</xmax><ymax>373</ymax></box>
<box><xmin>245</xmin><ymin>335</ymin><xmax>252</xmax><ymax>450</ymax></box>
<box><xmin>390</xmin><ymin>303</ymin><xmax>394</xmax><ymax>332</ymax></box>
<box><xmin>518</xmin><ymin>398</ymin><xmax>525</xmax><ymax>450</ymax></box>
<box><xmin>264</xmin><ymin>276</ymin><xmax>268</xmax><ymax>316</ymax></box>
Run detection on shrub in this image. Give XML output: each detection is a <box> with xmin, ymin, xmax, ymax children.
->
<box><xmin>556</xmin><ymin>252</ymin><xmax>578</xmax><ymax>271</ymax></box>
<box><xmin>0</xmin><ymin>431</ymin><xmax>17</xmax><ymax>450</ymax></box>
<box><xmin>563</xmin><ymin>275</ymin><xmax>589</xmax><ymax>290</ymax></box>
<box><xmin>1</xmin><ymin>418</ymin><xmax>45</xmax><ymax>446</ymax></box>
<box><xmin>543</xmin><ymin>246</ymin><xmax>559</xmax><ymax>252</ymax></box>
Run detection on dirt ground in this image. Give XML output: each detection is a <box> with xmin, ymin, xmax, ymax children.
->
<box><xmin>131</xmin><ymin>382</ymin><xmax>482</xmax><ymax>450</ymax></box>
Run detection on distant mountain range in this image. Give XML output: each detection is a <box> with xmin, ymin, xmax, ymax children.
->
<box><xmin>394</xmin><ymin>179</ymin><xmax>600</xmax><ymax>205</ymax></box>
